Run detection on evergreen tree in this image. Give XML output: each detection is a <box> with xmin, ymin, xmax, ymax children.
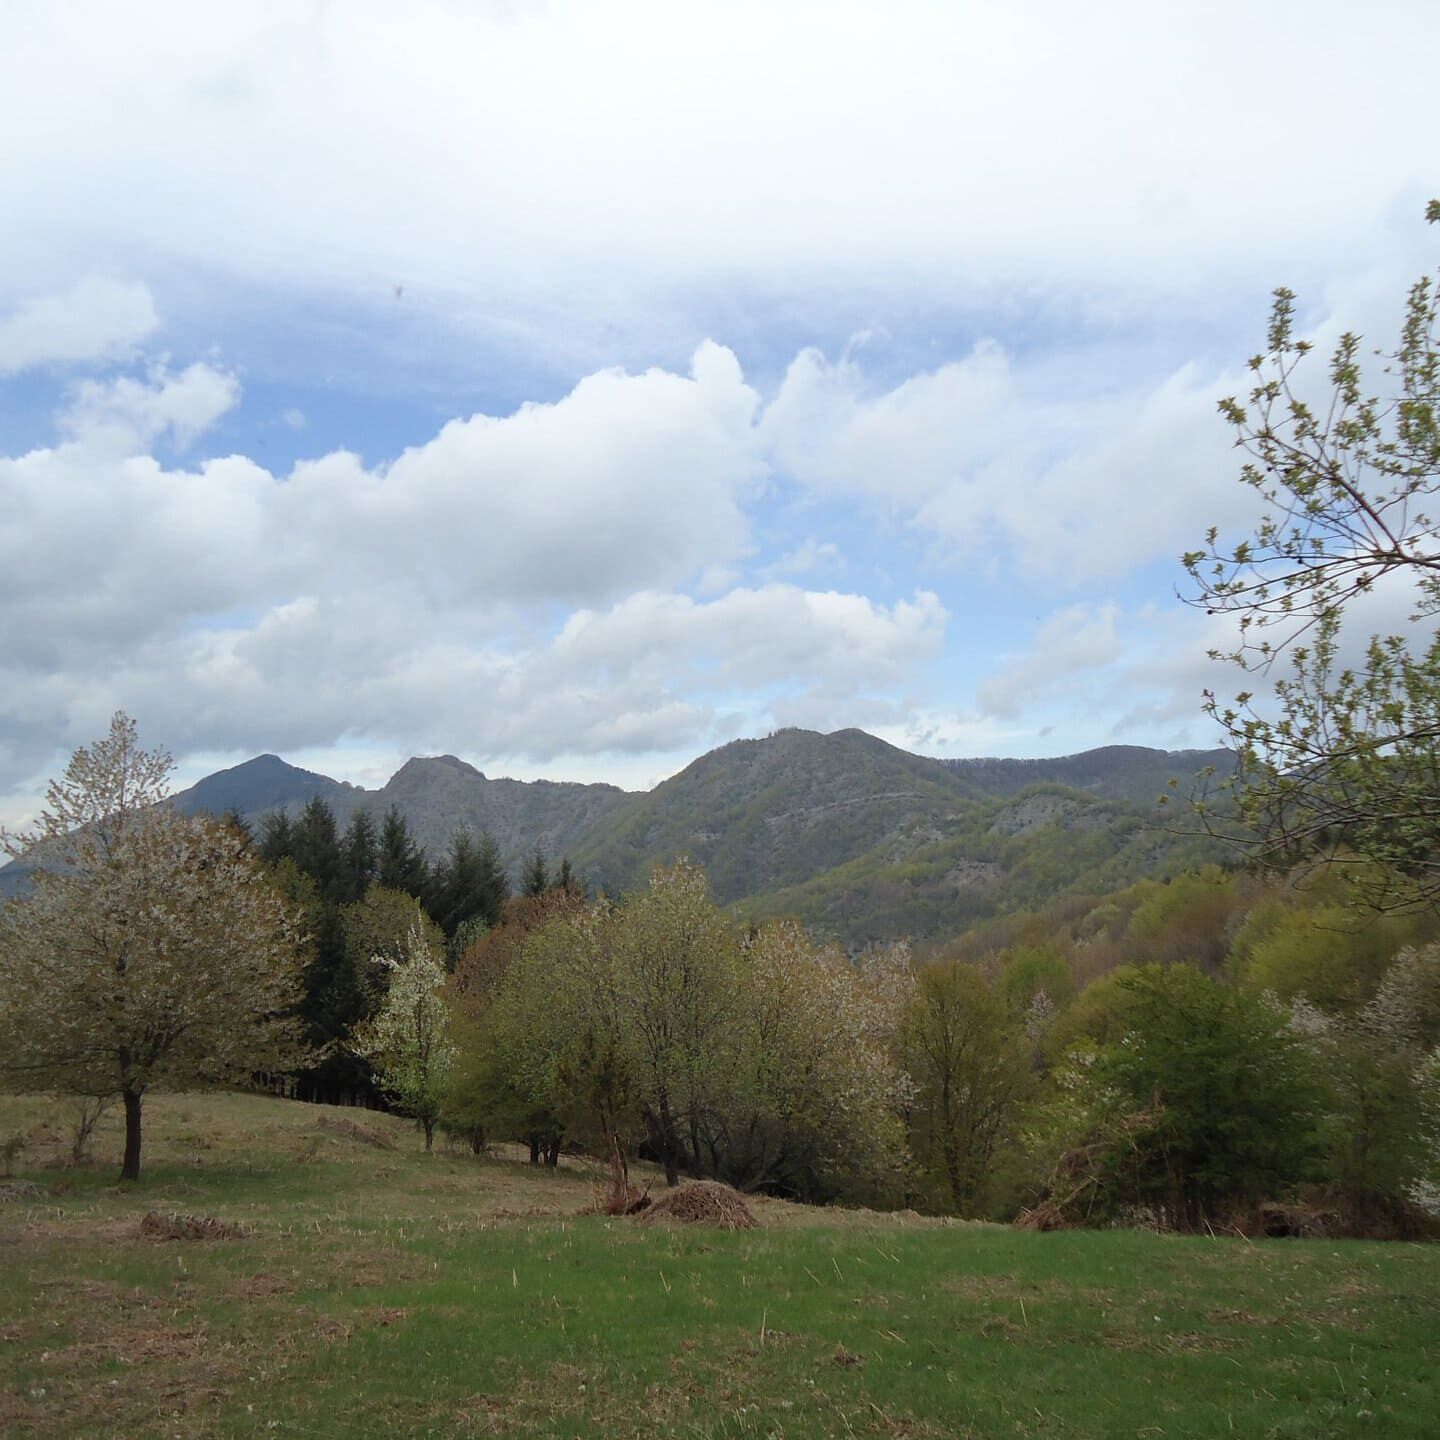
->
<box><xmin>220</xmin><ymin>807</ymin><xmax>255</xmax><ymax>851</ymax></box>
<box><xmin>339</xmin><ymin>809</ymin><xmax>379</xmax><ymax>903</ymax></box>
<box><xmin>378</xmin><ymin>805</ymin><xmax>428</xmax><ymax>897</ymax></box>
<box><xmin>428</xmin><ymin>827</ymin><xmax>508</xmax><ymax>938</ymax></box>
<box><xmin>290</xmin><ymin>797</ymin><xmax>343</xmax><ymax>902</ymax></box>
<box><xmin>258</xmin><ymin>810</ymin><xmax>294</xmax><ymax>866</ymax></box>
<box><xmin>522</xmin><ymin>847</ymin><xmax>550</xmax><ymax>897</ymax></box>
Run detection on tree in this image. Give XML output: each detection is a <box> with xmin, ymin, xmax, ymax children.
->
<box><xmin>719</xmin><ymin>922</ymin><xmax>909</xmax><ymax>1201</ymax></box>
<box><xmin>1182</xmin><ymin>203</ymin><xmax>1440</xmax><ymax>911</ymax></box>
<box><xmin>377</xmin><ymin>805</ymin><xmax>428</xmax><ymax>897</ymax></box>
<box><xmin>900</xmin><ymin>961</ymin><xmax>1034</xmax><ymax>1215</ymax></box>
<box><xmin>290</xmin><ymin>797</ymin><xmax>343</xmax><ymax>902</ymax></box>
<box><xmin>0</xmin><ymin>714</ymin><xmax>308</xmax><ymax>1180</ymax></box>
<box><xmin>426</xmin><ymin>827</ymin><xmax>507</xmax><ymax>939</ymax></box>
<box><xmin>1096</xmin><ymin>965</ymin><xmax>1319</xmax><ymax>1228</ymax></box>
<box><xmin>338</xmin><ymin>809</ymin><xmax>379</xmax><ymax>903</ymax></box>
<box><xmin>341</xmin><ymin>886</ymin><xmax>444</xmax><ymax>1009</ymax></box>
<box><xmin>349</xmin><ymin>922</ymin><xmax>456</xmax><ymax>1151</ymax></box>
<box><xmin>522</xmin><ymin>847</ymin><xmax>550</xmax><ymax>897</ymax></box>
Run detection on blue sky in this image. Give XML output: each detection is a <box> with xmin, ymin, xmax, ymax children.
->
<box><xmin>1</xmin><ymin>0</ymin><xmax>1436</xmax><ymax>824</ymax></box>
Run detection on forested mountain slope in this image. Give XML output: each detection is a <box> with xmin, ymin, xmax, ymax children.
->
<box><xmin>6</xmin><ymin>729</ymin><xmax>1231</xmax><ymax>939</ymax></box>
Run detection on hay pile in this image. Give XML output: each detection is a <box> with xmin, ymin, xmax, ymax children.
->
<box><xmin>139</xmin><ymin>1211</ymin><xmax>247</xmax><ymax>1241</ymax></box>
<box><xmin>1014</xmin><ymin>1200</ymin><xmax>1068</xmax><ymax>1231</ymax></box>
<box><xmin>637</xmin><ymin>1180</ymin><xmax>757</xmax><ymax>1230</ymax></box>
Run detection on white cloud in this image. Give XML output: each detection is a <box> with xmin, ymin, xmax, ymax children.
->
<box><xmin>762</xmin><ymin>342</ymin><xmax>1015</xmax><ymax>515</ymax></box>
<box><xmin>0</xmin><ymin>278</ymin><xmax>158</xmax><ymax>375</ymax></box>
<box><xmin>61</xmin><ymin>361</ymin><xmax>241</xmax><ymax>451</ymax></box>
<box><xmin>977</xmin><ymin>604</ymin><xmax>1124</xmax><ymax>720</ymax></box>
<box><xmin>761</xmin><ymin>341</ymin><xmax>1251</xmax><ymax>580</ymax></box>
<box><xmin>0</xmin><ymin>340</ymin><xmax>952</xmax><ymax>809</ymax></box>
<box><xmin>768</xmin><ymin>537</ymin><xmax>842</xmax><ymax>576</ymax></box>
<box><xmin>0</xmin><ymin>3</ymin><xmax>1433</xmax><ymax>329</ymax></box>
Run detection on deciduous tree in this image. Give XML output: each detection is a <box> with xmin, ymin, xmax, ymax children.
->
<box><xmin>0</xmin><ymin>714</ymin><xmax>307</xmax><ymax>1180</ymax></box>
<box><xmin>1183</xmin><ymin>203</ymin><xmax>1440</xmax><ymax>910</ymax></box>
<box><xmin>349</xmin><ymin>922</ymin><xmax>455</xmax><ymax>1151</ymax></box>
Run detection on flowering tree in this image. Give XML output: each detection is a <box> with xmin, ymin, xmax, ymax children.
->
<box><xmin>0</xmin><ymin>714</ymin><xmax>308</xmax><ymax>1180</ymax></box>
<box><xmin>349</xmin><ymin>922</ymin><xmax>455</xmax><ymax>1151</ymax></box>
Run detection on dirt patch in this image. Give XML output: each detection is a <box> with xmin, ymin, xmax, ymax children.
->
<box><xmin>637</xmin><ymin>1180</ymin><xmax>757</xmax><ymax>1230</ymax></box>
<box><xmin>139</xmin><ymin>1210</ymin><xmax>247</xmax><ymax>1241</ymax></box>
<box><xmin>239</xmin><ymin>1271</ymin><xmax>297</xmax><ymax>1300</ymax></box>
<box><xmin>318</xmin><ymin>1115</ymin><xmax>397</xmax><ymax>1149</ymax></box>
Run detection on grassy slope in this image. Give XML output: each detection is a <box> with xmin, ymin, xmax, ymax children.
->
<box><xmin>2</xmin><ymin>1092</ymin><xmax>1436</xmax><ymax>1439</ymax></box>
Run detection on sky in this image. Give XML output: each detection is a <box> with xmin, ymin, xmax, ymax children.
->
<box><xmin>1</xmin><ymin>0</ymin><xmax>1436</xmax><ymax>826</ymax></box>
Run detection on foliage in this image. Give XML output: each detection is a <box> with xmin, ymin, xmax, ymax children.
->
<box><xmin>899</xmin><ymin>961</ymin><xmax>1034</xmax><ymax>1214</ymax></box>
<box><xmin>0</xmin><ymin>713</ymin><xmax>308</xmax><ymax>1180</ymax></box>
<box><xmin>1093</xmin><ymin>965</ymin><xmax>1320</xmax><ymax>1228</ymax></box>
<box><xmin>1277</xmin><ymin>945</ymin><xmax>1440</xmax><ymax>1230</ymax></box>
<box><xmin>998</xmin><ymin>944</ymin><xmax>1074</xmax><ymax>1013</ymax></box>
<box><xmin>341</xmin><ymin>886</ymin><xmax>444</xmax><ymax>1008</ymax></box>
<box><xmin>256</xmin><ymin>798</ymin><xmax>445</xmax><ymax>1104</ymax></box>
<box><xmin>720</xmin><ymin>923</ymin><xmax>909</xmax><ymax>1201</ymax></box>
<box><xmin>425</xmin><ymin>825</ymin><xmax>507</xmax><ymax>939</ymax></box>
<box><xmin>474</xmin><ymin>866</ymin><xmax>907</xmax><ymax>1201</ymax></box>
<box><xmin>349</xmin><ymin>922</ymin><xmax>456</xmax><ymax>1151</ymax></box>
<box><xmin>1233</xmin><ymin>901</ymin><xmax>1420</xmax><ymax>1010</ymax></box>
<box><xmin>1183</xmin><ymin>203</ymin><xmax>1440</xmax><ymax>911</ymax></box>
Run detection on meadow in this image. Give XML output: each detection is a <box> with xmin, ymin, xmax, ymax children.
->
<box><xmin>1</xmin><ymin>1093</ymin><xmax>1436</xmax><ymax>1439</ymax></box>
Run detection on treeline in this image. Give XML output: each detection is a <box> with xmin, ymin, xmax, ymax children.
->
<box><xmin>421</xmin><ymin>859</ymin><xmax>1440</xmax><ymax>1234</ymax></box>
<box><xmin>249</xmin><ymin>797</ymin><xmax>569</xmax><ymax>1104</ymax></box>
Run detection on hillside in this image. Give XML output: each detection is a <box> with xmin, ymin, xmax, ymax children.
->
<box><xmin>2</xmin><ymin>1090</ymin><xmax>1435</xmax><ymax>1440</ymax></box>
<box><xmin>940</xmin><ymin>744</ymin><xmax>1235</xmax><ymax>807</ymax></box>
<box><xmin>571</xmin><ymin>727</ymin><xmax>987</xmax><ymax>904</ymax></box>
<box><xmin>5</xmin><ymin>730</ymin><xmax>1234</xmax><ymax>941</ymax></box>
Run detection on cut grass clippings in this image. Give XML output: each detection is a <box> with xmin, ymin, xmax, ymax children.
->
<box><xmin>1</xmin><ymin>1091</ymin><xmax>1437</xmax><ymax>1438</ymax></box>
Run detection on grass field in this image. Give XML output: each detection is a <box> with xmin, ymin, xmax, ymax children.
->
<box><xmin>1</xmin><ymin>1093</ymin><xmax>1437</xmax><ymax>1438</ymax></box>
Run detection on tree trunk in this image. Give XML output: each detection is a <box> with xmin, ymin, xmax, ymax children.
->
<box><xmin>528</xmin><ymin>1133</ymin><xmax>542</xmax><ymax>1165</ymax></box>
<box><xmin>545</xmin><ymin>1137</ymin><xmax>561</xmax><ymax>1168</ymax></box>
<box><xmin>120</xmin><ymin>1085</ymin><xmax>143</xmax><ymax>1182</ymax></box>
<box><xmin>657</xmin><ymin>1097</ymin><xmax>680</xmax><ymax>1186</ymax></box>
<box><xmin>422</xmin><ymin>1117</ymin><xmax>435</xmax><ymax>1152</ymax></box>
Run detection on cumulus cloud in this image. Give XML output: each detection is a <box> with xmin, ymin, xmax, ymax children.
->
<box><xmin>0</xmin><ymin>278</ymin><xmax>158</xmax><ymax>375</ymax></box>
<box><xmin>0</xmin><ymin>339</ymin><xmax>952</xmax><ymax>809</ymax></box>
<box><xmin>760</xmin><ymin>342</ymin><xmax>1257</xmax><ymax>581</ymax></box>
<box><xmin>60</xmin><ymin>361</ymin><xmax>241</xmax><ymax>451</ymax></box>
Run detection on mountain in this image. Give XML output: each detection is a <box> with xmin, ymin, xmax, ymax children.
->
<box><xmin>570</xmin><ymin>727</ymin><xmax>986</xmax><ymax>904</ymax></box>
<box><xmin>364</xmin><ymin>755</ymin><xmax>630</xmax><ymax>861</ymax></box>
<box><xmin>172</xmin><ymin>753</ymin><xmax>355</xmax><ymax>821</ymax></box>
<box><xmin>168</xmin><ymin>751</ymin><xmax>632</xmax><ymax>870</ymax></box>
<box><xmin>939</xmin><ymin>744</ymin><xmax>1236</xmax><ymax>808</ymax></box>
<box><xmin>6</xmin><ymin>731</ymin><xmax>1234</xmax><ymax>942</ymax></box>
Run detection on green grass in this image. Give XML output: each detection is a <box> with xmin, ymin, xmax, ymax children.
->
<box><xmin>2</xmin><ymin>1092</ymin><xmax>1438</xmax><ymax>1437</ymax></box>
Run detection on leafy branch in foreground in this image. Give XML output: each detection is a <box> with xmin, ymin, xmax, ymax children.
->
<box><xmin>1181</xmin><ymin>203</ymin><xmax>1440</xmax><ymax>909</ymax></box>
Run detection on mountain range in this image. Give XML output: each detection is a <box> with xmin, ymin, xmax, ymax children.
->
<box><xmin>142</xmin><ymin>728</ymin><xmax>1231</xmax><ymax>944</ymax></box>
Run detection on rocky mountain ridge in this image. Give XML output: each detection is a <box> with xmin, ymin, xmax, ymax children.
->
<box><xmin>4</xmin><ymin>729</ymin><xmax>1233</xmax><ymax>941</ymax></box>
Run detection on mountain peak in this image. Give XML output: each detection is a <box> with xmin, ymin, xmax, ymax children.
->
<box><xmin>392</xmin><ymin>754</ymin><xmax>486</xmax><ymax>783</ymax></box>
